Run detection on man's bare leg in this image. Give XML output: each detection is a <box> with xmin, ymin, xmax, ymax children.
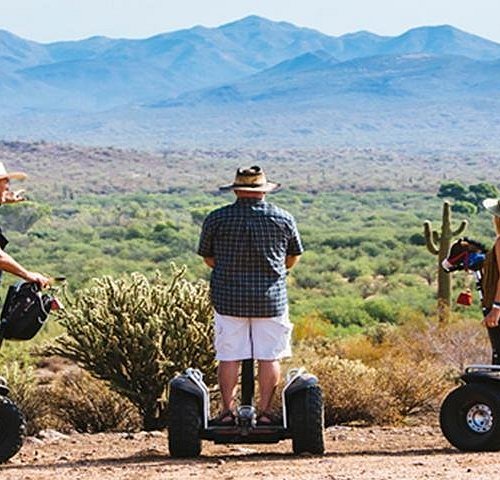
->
<box><xmin>257</xmin><ymin>359</ymin><xmax>280</xmax><ymax>413</ymax></box>
<box><xmin>218</xmin><ymin>360</ymin><xmax>240</xmax><ymax>412</ymax></box>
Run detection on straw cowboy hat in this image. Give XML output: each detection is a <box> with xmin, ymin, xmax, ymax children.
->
<box><xmin>0</xmin><ymin>162</ymin><xmax>27</xmax><ymax>181</ymax></box>
<box><xmin>484</xmin><ymin>198</ymin><xmax>500</xmax><ymax>217</ymax></box>
<box><xmin>219</xmin><ymin>165</ymin><xmax>280</xmax><ymax>193</ymax></box>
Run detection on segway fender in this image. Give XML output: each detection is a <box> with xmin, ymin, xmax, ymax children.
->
<box><xmin>461</xmin><ymin>372</ymin><xmax>500</xmax><ymax>385</ymax></box>
<box><xmin>461</xmin><ymin>365</ymin><xmax>500</xmax><ymax>387</ymax></box>
<box><xmin>0</xmin><ymin>377</ymin><xmax>9</xmax><ymax>397</ymax></box>
<box><xmin>169</xmin><ymin>375</ymin><xmax>204</xmax><ymax>403</ymax></box>
<box><xmin>285</xmin><ymin>374</ymin><xmax>318</xmax><ymax>398</ymax></box>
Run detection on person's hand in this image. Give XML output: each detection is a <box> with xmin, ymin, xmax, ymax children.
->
<box><xmin>483</xmin><ymin>309</ymin><xmax>500</xmax><ymax>328</ymax></box>
<box><xmin>2</xmin><ymin>189</ymin><xmax>26</xmax><ymax>204</ymax></box>
<box><xmin>24</xmin><ymin>271</ymin><xmax>51</xmax><ymax>289</ymax></box>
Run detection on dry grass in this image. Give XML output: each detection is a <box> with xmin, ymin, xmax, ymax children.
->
<box><xmin>285</xmin><ymin>314</ymin><xmax>488</xmax><ymax>426</ymax></box>
<box><xmin>46</xmin><ymin>368</ymin><xmax>141</xmax><ymax>433</ymax></box>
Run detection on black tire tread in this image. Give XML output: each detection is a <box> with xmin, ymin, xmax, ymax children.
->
<box><xmin>289</xmin><ymin>385</ymin><xmax>325</xmax><ymax>455</ymax></box>
<box><xmin>167</xmin><ymin>389</ymin><xmax>202</xmax><ymax>458</ymax></box>
<box><xmin>440</xmin><ymin>383</ymin><xmax>500</xmax><ymax>452</ymax></box>
<box><xmin>0</xmin><ymin>396</ymin><xmax>26</xmax><ymax>463</ymax></box>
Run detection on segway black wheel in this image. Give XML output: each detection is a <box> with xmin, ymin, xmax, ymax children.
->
<box><xmin>167</xmin><ymin>389</ymin><xmax>202</xmax><ymax>458</ymax></box>
<box><xmin>289</xmin><ymin>385</ymin><xmax>325</xmax><ymax>455</ymax></box>
<box><xmin>440</xmin><ymin>383</ymin><xmax>500</xmax><ymax>451</ymax></box>
<box><xmin>0</xmin><ymin>396</ymin><xmax>26</xmax><ymax>463</ymax></box>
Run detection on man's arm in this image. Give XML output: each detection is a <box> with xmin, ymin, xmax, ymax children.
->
<box><xmin>285</xmin><ymin>254</ymin><xmax>301</xmax><ymax>270</ymax></box>
<box><xmin>0</xmin><ymin>249</ymin><xmax>50</xmax><ymax>287</ymax></box>
<box><xmin>203</xmin><ymin>257</ymin><xmax>216</xmax><ymax>269</ymax></box>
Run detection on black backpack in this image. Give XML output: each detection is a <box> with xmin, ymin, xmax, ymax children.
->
<box><xmin>0</xmin><ymin>282</ymin><xmax>55</xmax><ymax>341</ymax></box>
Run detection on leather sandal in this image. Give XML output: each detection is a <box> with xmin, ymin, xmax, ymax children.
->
<box><xmin>256</xmin><ymin>411</ymin><xmax>281</xmax><ymax>426</ymax></box>
<box><xmin>209</xmin><ymin>409</ymin><xmax>236</xmax><ymax>427</ymax></box>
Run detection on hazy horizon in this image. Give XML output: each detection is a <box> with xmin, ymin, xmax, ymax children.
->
<box><xmin>2</xmin><ymin>0</ymin><xmax>500</xmax><ymax>44</ymax></box>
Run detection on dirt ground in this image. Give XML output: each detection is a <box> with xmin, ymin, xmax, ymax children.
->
<box><xmin>1</xmin><ymin>424</ymin><xmax>499</xmax><ymax>480</ymax></box>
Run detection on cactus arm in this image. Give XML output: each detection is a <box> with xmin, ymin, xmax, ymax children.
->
<box><xmin>452</xmin><ymin>220</ymin><xmax>468</xmax><ymax>237</ymax></box>
<box><xmin>424</xmin><ymin>221</ymin><xmax>439</xmax><ymax>255</ymax></box>
<box><xmin>432</xmin><ymin>230</ymin><xmax>440</xmax><ymax>245</ymax></box>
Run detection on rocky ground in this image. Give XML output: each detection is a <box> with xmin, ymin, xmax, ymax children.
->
<box><xmin>1</xmin><ymin>425</ymin><xmax>497</xmax><ymax>480</ymax></box>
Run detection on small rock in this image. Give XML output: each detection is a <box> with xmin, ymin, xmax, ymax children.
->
<box><xmin>136</xmin><ymin>430</ymin><xmax>165</xmax><ymax>439</ymax></box>
<box><xmin>231</xmin><ymin>446</ymin><xmax>256</xmax><ymax>454</ymax></box>
<box><xmin>24</xmin><ymin>437</ymin><xmax>44</xmax><ymax>445</ymax></box>
<box><xmin>36</xmin><ymin>429</ymin><xmax>69</xmax><ymax>441</ymax></box>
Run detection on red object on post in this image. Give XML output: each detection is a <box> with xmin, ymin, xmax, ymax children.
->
<box><xmin>457</xmin><ymin>289</ymin><xmax>473</xmax><ymax>306</ymax></box>
<box><xmin>50</xmin><ymin>298</ymin><xmax>64</xmax><ymax>311</ymax></box>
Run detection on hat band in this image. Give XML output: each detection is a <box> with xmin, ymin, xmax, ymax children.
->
<box><xmin>232</xmin><ymin>182</ymin><xmax>266</xmax><ymax>188</ymax></box>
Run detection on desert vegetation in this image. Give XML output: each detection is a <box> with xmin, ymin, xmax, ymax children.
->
<box><xmin>0</xmin><ymin>141</ymin><xmax>498</xmax><ymax>434</ymax></box>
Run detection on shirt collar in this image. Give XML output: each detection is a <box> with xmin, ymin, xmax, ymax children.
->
<box><xmin>235</xmin><ymin>197</ymin><xmax>266</xmax><ymax>206</ymax></box>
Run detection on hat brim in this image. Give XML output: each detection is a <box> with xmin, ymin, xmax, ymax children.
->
<box><xmin>219</xmin><ymin>182</ymin><xmax>281</xmax><ymax>193</ymax></box>
<box><xmin>0</xmin><ymin>172</ymin><xmax>27</xmax><ymax>181</ymax></box>
<box><xmin>483</xmin><ymin>198</ymin><xmax>500</xmax><ymax>216</ymax></box>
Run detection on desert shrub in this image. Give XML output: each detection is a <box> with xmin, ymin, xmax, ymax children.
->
<box><xmin>293</xmin><ymin>312</ymin><xmax>332</xmax><ymax>341</ymax></box>
<box><xmin>452</xmin><ymin>201</ymin><xmax>477</xmax><ymax>215</ymax></box>
<box><xmin>291</xmin><ymin>343</ymin><xmax>399</xmax><ymax>426</ymax></box>
<box><xmin>340</xmin><ymin>258</ymin><xmax>373</xmax><ymax>281</ymax></box>
<box><xmin>47</xmin><ymin>368</ymin><xmax>141</xmax><ymax>433</ymax></box>
<box><xmin>321</xmin><ymin>297</ymin><xmax>373</xmax><ymax>328</ymax></box>
<box><xmin>0</xmin><ymin>202</ymin><xmax>51</xmax><ymax>233</ymax></box>
<box><xmin>374</xmin><ymin>259</ymin><xmax>402</xmax><ymax>276</ymax></box>
<box><xmin>379</xmin><ymin>356</ymin><xmax>447</xmax><ymax>416</ymax></box>
<box><xmin>287</xmin><ymin>314</ymin><xmax>480</xmax><ymax>426</ymax></box>
<box><xmin>48</xmin><ymin>264</ymin><xmax>216</xmax><ymax>430</ymax></box>
<box><xmin>1</xmin><ymin>362</ymin><xmax>48</xmax><ymax>435</ymax></box>
<box><xmin>354</xmin><ymin>275</ymin><xmax>387</xmax><ymax>299</ymax></box>
<box><xmin>408</xmin><ymin>232</ymin><xmax>426</xmax><ymax>246</ymax></box>
<box><xmin>364</xmin><ymin>298</ymin><xmax>398</xmax><ymax>324</ymax></box>
<box><xmin>389</xmin><ymin>315</ymin><xmax>490</xmax><ymax>373</ymax></box>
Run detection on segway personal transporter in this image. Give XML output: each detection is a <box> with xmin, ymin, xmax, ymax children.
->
<box><xmin>439</xmin><ymin>238</ymin><xmax>500</xmax><ymax>451</ymax></box>
<box><xmin>167</xmin><ymin>356</ymin><xmax>325</xmax><ymax>457</ymax></box>
<box><xmin>0</xmin><ymin>281</ymin><xmax>62</xmax><ymax>462</ymax></box>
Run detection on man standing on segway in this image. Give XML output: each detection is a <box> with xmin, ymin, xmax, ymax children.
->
<box><xmin>198</xmin><ymin>166</ymin><xmax>303</xmax><ymax>426</ymax></box>
<box><xmin>0</xmin><ymin>162</ymin><xmax>50</xmax><ymax>288</ymax></box>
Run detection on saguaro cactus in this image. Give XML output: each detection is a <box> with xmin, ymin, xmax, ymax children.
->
<box><xmin>424</xmin><ymin>201</ymin><xmax>468</xmax><ymax>322</ymax></box>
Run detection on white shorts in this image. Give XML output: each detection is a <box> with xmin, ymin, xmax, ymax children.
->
<box><xmin>214</xmin><ymin>307</ymin><xmax>293</xmax><ymax>361</ymax></box>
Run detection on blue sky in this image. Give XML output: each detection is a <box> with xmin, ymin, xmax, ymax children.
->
<box><xmin>2</xmin><ymin>0</ymin><xmax>499</xmax><ymax>43</ymax></box>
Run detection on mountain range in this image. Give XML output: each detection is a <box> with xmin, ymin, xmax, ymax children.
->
<box><xmin>1</xmin><ymin>16</ymin><xmax>500</xmax><ymax>150</ymax></box>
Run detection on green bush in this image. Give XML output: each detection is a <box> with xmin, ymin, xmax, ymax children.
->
<box><xmin>364</xmin><ymin>298</ymin><xmax>398</xmax><ymax>324</ymax></box>
<box><xmin>452</xmin><ymin>201</ymin><xmax>477</xmax><ymax>215</ymax></box>
<box><xmin>48</xmin><ymin>264</ymin><xmax>216</xmax><ymax>430</ymax></box>
<box><xmin>321</xmin><ymin>297</ymin><xmax>373</xmax><ymax>328</ymax></box>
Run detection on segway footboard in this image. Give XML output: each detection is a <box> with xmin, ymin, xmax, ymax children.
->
<box><xmin>440</xmin><ymin>365</ymin><xmax>500</xmax><ymax>451</ymax></box>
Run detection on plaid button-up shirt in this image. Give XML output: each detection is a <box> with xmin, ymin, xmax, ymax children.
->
<box><xmin>198</xmin><ymin>197</ymin><xmax>303</xmax><ymax>317</ymax></box>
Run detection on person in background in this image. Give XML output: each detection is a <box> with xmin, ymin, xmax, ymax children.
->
<box><xmin>0</xmin><ymin>162</ymin><xmax>50</xmax><ymax>288</ymax></box>
<box><xmin>198</xmin><ymin>165</ymin><xmax>303</xmax><ymax>425</ymax></box>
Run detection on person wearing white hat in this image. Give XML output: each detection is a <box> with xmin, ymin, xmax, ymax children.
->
<box><xmin>0</xmin><ymin>162</ymin><xmax>50</xmax><ymax>288</ymax></box>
